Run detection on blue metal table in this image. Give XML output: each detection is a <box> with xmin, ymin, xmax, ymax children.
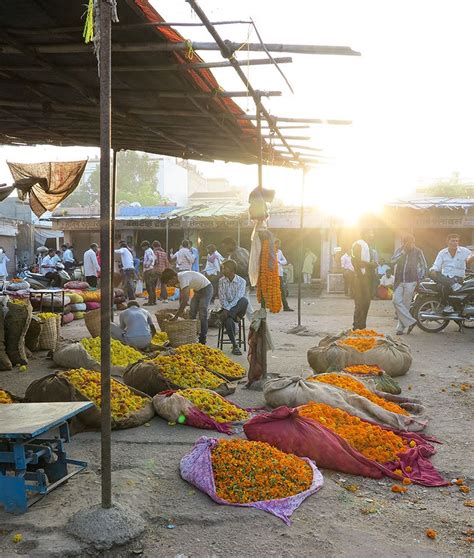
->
<box><xmin>0</xmin><ymin>402</ymin><xmax>94</xmax><ymax>514</ymax></box>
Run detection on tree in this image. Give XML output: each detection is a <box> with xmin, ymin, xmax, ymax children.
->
<box><xmin>62</xmin><ymin>151</ymin><xmax>166</xmax><ymax>207</ymax></box>
<box><xmin>420</xmin><ymin>172</ymin><xmax>474</xmax><ymax>198</ymax></box>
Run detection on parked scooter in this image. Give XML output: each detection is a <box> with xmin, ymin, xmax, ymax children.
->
<box><xmin>412</xmin><ymin>272</ymin><xmax>474</xmax><ymax>332</ymax></box>
<box><xmin>24</xmin><ymin>263</ymin><xmax>71</xmax><ymax>289</ymax></box>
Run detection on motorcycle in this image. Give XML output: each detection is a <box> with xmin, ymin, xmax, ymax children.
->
<box><xmin>412</xmin><ymin>272</ymin><xmax>474</xmax><ymax>332</ymax></box>
<box><xmin>24</xmin><ymin>262</ymin><xmax>71</xmax><ymax>289</ymax></box>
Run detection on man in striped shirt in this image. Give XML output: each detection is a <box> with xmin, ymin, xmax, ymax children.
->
<box><xmin>218</xmin><ymin>260</ymin><xmax>248</xmax><ymax>355</ymax></box>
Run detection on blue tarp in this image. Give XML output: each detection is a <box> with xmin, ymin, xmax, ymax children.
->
<box><xmin>118</xmin><ymin>206</ymin><xmax>178</xmax><ymax>217</ymax></box>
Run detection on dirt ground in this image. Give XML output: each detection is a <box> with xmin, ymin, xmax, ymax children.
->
<box><xmin>0</xmin><ymin>293</ymin><xmax>473</xmax><ymax>558</ymax></box>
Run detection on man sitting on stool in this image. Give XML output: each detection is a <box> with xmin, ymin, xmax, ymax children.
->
<box><xmin>111</xmin><ymin>300</ymin><xmax>156</xmax><ymax>350</ymax></box>
<box><xmin>218</xmin><ymin>260</ymin><xmax>248</xmax><ymax>356</ymax></box>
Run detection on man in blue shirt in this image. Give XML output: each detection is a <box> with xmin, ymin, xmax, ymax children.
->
<box><xmin>218</xmin><ymin>260</ymin><xmax>248</xmax><ymax>355</ymax></box>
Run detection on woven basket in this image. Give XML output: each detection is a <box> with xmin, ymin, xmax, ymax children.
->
<box><xmin>161</xmin><ymin>319</ymin><xmax>198</xmax><ymax>347</ymax></box>
<box><xmin>84</xmin><ymin>308</ymin><xmax>101</xmax><ymax>338</ymax></box>
<box><xmin>38</xmin><ymin>315</ymin><xmax>61</xmax><ymax>351</ymax></box>
<box><xmin>155</xmin><ymin>309</ymin><xmax>176</xmax><ymax>330</ymax></box>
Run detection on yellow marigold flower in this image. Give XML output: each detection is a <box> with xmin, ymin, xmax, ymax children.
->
<box><xmin>178</xmin><ymin>388</ymin><xmax>249</xmax><ymax>423</ymax></box>
<box><xmin>175</xmin><ymin>344</ymin><xmax>245</xmax><ymax>379</ymax></box>
<box><xmin>152</xmin><ymin>331</ymin><xmax>169</xmax><ymax>345</ymax></box>
<box><xmin>81</xmin><ymin>337</ymin><xmax>142</xmax><ymax>367</ymax></box>
<box><xmin>147</xmin><ymin>355</ymin><xmax>224</xmax><ymax>389</ymax></box>
<box><xmin>37</xmin><ymin>312</ymin><xmax>58</xmax><ymax>320</ymax></box>
<box><xmin>0</xmin><ymin>390</ymin><xmax>14</xmax><ymax>404</ymax></box>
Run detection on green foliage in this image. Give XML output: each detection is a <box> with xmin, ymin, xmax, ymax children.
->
<box><xmin>63</xmin><ymin>151</ymin><xmax>166</xmax><ymax>207</ymax></box>
<box><xmin>420</xmin><ymin>172</ymin><xmax>474</xmax><ymax>198</ymax></box>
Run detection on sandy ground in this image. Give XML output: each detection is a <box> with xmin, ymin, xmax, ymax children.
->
<box><xmin>0</xmin><ymin>294</ymin><xmax>473</xmax><ymax>558</ymax></box>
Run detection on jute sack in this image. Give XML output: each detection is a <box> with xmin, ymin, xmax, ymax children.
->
<box><xmin>0</xmin><ymin>308</ymin><xmax>12</xmax><ymax>370</ymax></box>
<box><xmin>25</xmin><ymin>315</ymin><xmax>44</xmax><ymax>352</ymax></box>
<box><xmin>5</xmin><ymin>300</ymin><xmax>32</xmax><ymax>365</ymax></box>
<box><xmin>307</xmin><ymin>335</ymin><xmax>412</xmax><ymax>377</ymax></box>
<box><xmin>38</xmin><ymin>315</ymin><xmax>61</xmax><ymax>351</ymax></box>
<box><xmin>24</xmin><ymin>373</ymin><xmax>154</xmax><ymax>431</ymax></box>
<box><xmin>52</xmin><ymin>342</ymin><xmax>128</xmax><ymax>375</ymax></box>
<box><xmin>123</xmin><ymin>360</ymin><xmax>236</xmax><ymax>398</ymax></box>
<box><xmin>84</xmin><ymin>308</ymin><xmax>101</xmax><ymax>338</ymax></box>
<box><xmin>263</xmin><ymin>374</ymin><xmax>427</xmax><ymax>432</ymax></box>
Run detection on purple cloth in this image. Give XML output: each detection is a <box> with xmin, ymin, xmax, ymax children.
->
<box><xmin>180</xmin><ymin>436</ymin><xmax>324</xmax><ymax>525</ymax></box>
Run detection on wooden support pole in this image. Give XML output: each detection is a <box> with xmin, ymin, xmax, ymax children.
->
<box><xmin>240</xmin><ymin>115</ymin><xmax>353</xmax><ymax>125</ymax></box>
<box><xmin>297</xmin><ymin>168</ymin><xmax>307</xmax><ymax>328</ymax></box>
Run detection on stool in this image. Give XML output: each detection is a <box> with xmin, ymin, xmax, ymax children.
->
<box><xmin>217</xmin><ymin>316</ymin><xmax>246</xmax><ymax>352</ymax></box>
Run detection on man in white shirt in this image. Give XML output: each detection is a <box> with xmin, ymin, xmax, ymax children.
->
<box><xmin>61</xmin><ymin>244</ymin><xmax>75</xmax><ymax>273</ymax></box>
<box><xmin>170</xmin><ymin>240</ymin><xmax>195</xmax><ymax>271</ymax></box>
<box><xmin>351</xmin><ymin>229</ymin><xmax>378</xmax><ymax>329</ymax></box>
<box><xmin>340</xmin><ymin>249</ymin><xmax>355</xmax><ymax>297</ymax></box>
<box><xmin>430</xmin><ymin>233</ymin><xmax>474</xmax><ymax>312</ymax></box>
<box><xmin>40</xmin><ymin>249</ymin><xmax>62</xmax><ymax>287</ymax></box>
<box><xmin>161</xmin><ymin>268</ymin><xmax>213</xmax><ymax>344</ymax></box>
<box><xmin>114</xmin><ymin>240</ymin><xmax>136</xmax><ymax>300</ymax></box>
<box><xmin>203</xmin><ymin>244</ymin><xmax>224</xmax><ymax>301</ymax></box>
<box><xmin>141</xmin><ymin>240</ymin><xmax>157</xmax><ymax>306</ymax></box>
<box><xmin>83</xmin><ymin>243</ymin><xmax>100</xmax><ymax>287</ymax></box>
<box><xmin>218</xmin><ymin>260</ymin><xmax>248</xmax><ymax>355</ymax></box>
<box><xmin>275</xmin><ymin>239</ymin><xmax>293</xmax><ymax>312</ymax></box>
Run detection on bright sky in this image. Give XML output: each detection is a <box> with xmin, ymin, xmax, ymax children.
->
<box><xmin>2</xmin><ymin>0</ymin><xmax>474</xmax><ymax>218</ymax></box>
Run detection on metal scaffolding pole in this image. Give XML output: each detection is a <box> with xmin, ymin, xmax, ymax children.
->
<box><xmin>99</xmin><ymin>0</ymin><xmax>112</xmax><ymax>509</ymax></box>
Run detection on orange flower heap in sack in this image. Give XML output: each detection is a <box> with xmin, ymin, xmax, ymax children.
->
<box><xmin>308</xmin><ymin>373</ymin><xmax>409</xmax><ymax>415</ymax></box>
<box><xmin>257</xmin><ymin>238</ymin><xmax>282</xmax><ymax>313</ymax></box>
<box><xmin>343</xmin><ymin>364</ymin><xmax>383</xmax><ymax>376</ymax></box>
<box><xmin>338</xmin><ymin>337</ymin><xmax>377</xmax><ymax>352</ymax></box>
<box><xmin>175</xmin><ymin>344</ymin><xmax>245</xmax><ymax>379</ymax></box>
<box><xmin>298</xmin><ymin>401</ymin><xmax>407</xmax><ymax>463</ymax></box>
<box><xmin>0</xmin><ymin>389</ymin><xmax>14</xmax><ymax>404</ymax></box>
<box><xmin>211</xmin><ymin>439</ymin><xmax>313</xmax><ymax>503</ymax></box>
<box><xmin>147</xmin><ymin>354</ymin><xmax>223</xmax><ymax>389</ymax></box>
<box><xmin>349</xmin><ymin>329</ymin><xmax>384</xmax><ymax>337</ymax></box>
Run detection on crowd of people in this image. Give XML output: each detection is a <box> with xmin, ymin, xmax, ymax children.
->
<box><xmin>348</xmin><ymin>230</ymin><xmax>474</xmax><ymax>334</ymax></box>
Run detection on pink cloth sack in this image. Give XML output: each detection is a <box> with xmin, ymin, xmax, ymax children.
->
<box><xmin>180</xmin><ymin>436</ymin><xmax>324</xmax><ymax>525</ymax></box>
<box><xmin>244</xmin><ymin>407</ymin><xmax>448</xmax><ymax>486</ymax></box>
<box><xmin>85</xmin><ymin>301</ymin><xmax>101</xmax><ymax>310</ymax></box>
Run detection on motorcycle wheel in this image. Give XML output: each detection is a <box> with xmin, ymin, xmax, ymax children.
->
<box><xmin>413</xmin><ymin>297</ymin><xmax>450</xmax><ymax>333</ymax></box>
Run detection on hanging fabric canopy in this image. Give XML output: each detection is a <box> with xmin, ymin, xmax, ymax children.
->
<box><xmin>2</xmin><ymin>160</ymin><xmax>87</xmax><ymax>217</ymax></box>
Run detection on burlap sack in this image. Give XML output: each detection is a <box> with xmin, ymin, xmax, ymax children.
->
<box><xmin>52</xmin><ymin>342</ymin><xmax>127</xmax><ymax>375</ymax></box>
<box><xmin>5</xmin><ymin>300</ymin><xmax>32</xmax><ymax>365</ymax></box>
<box><xmin>38</xmin><ymin>315</ymin><xmax>61</xmax><ymax>351</ymax></box>
<box><xmin>308</xmin><ymin>335</ymin><xmax>412</xmax><ymax>377</ymax></box>
<box><xmin>24</xmin><ymin>373</ymin><xmax>154</xmax><ymax>431</ymax></box>
<box><xmin>84</xmin><ymin>308</ymin><xmax>101</xmax><ymax>338</ymax></box>
<box><xmin>25</xmin><ymin>315</ymin><xmax>44</xmax><ymax>352</ymax></box>
<box><xmin>0</xmin><ymin>308</ymin><xmax>12</xmax><ymax>370</ymax></box>
<box><xmin>263</xmin><ymin>374</ymin><xmax>427</xmax><ymax>432</ymax></box>
<box><xmin>153</xmin><ymin>391</ymin><xmax>194</xmax><ymax>422</ymax></box>
<box><xmin>123</xmin><ymin>360</ymin><xmax>236</xmax><ymax>398</ymax></box>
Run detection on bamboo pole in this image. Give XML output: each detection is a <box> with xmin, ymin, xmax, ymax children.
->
<box><xmin>297</xmin><ymin>168</ymin><xmax>307</xmax><ymax>328</ymax></box>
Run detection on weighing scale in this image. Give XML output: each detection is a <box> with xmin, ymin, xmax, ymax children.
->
<box><xmin>0</xmin><ymin>401</ymin><xmax>94</xmax><ymax>514</ymax></box>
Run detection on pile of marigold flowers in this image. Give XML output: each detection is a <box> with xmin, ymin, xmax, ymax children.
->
<box><xmin>10</xmin><ymin>298</ymin><xmax>28</xmax><ymax>305</ymax></box>
<box><xmin>338</xmin><ymin>337</ymin><xmax>377</xmax><ymax>352</ymax></box>
<box><xmin>343</xmin><ymin>364</ymin><xmax>383</xmax><ymax>376</ymax></box>
<box><xmin>0</xmin><ymin>389</ymin><xmax>14</xmax><ymax>404</ymax></box>
<box><xmin>175</xmin><ymin>344</ymin><xmax>245</xmax><ymax>379</ymax></box>
<box><xmin>59</xmin><ymin>368</ymin><xmax>147</xmax><ymax>421</ymax></box>
<box><xmin>152</xmin><ymin>331</ymin><xmax>169</xmax><ymax>345</ymax></box>
<box><xmin>308</xmin><ymin>373</ymin><xmax>409</xmax><ymax>415</ymax></box>
<box><xmin>37</xmin><ymin>312</ymin><xmax>58</xmax><ymax>320</ymax></box>
<box><xmin>349</xmin><ymin>329</ymin><xmax>385</xmax><ymax>337</ymax></box>
<box><xmin>211</xmin><ymin>439</ymin><xmax>313</xmax><ymax>503</ymax></box>
<box><xmin>81</xmin><ymin>337</ymin><xmax>143</xmax><ymax>367</ymax></box>
<box><xmin>147</xmin><ymin>354</ymin><xmax>224</xmax><ymax>389</ymax></box>
<box><xmin>298</xmin><ymin>401</ymin><xmax>407</xmax><ymax>463</ymax></box>
<box><xmin>256</xmin><ymin>239</ymin><xmax>282</xmax><ymax>313</ymax></box>
<box><xmin>177</xmin><ymin>389</ymin><xmax>249</xmax><ymax>423</ymax></box>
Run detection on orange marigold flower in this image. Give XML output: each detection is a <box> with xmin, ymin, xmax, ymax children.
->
<box><xmin>464</xmin><ymin>501</ymin><xmax>474</xmax><ymax>507</ymax></box>
<box><xmin>402</xmin><ymin>477</ymin><xmax>412</xmax><ymax>485</ymax></box>
<box><xmin>343</xmin><ymin>364</ymin><xmax>383</xmax><ymax>376</ymax></box>
<box><xmin>211</xmin><ymin>439</ymin><xmax>313</xmax><ymax>504</ymax></box>
<box><xmin>338</xmin><ymin>337</ymin><xmax>377</xmax><ymax>352</ymax></box>
<box><xmin>425</xmin><ymin>529</ymin><xmax>437</xmax><ymax>539</ymax></box>
<box><xmin>349</xmin><ymin>329</ymin><xmax>385</xmax><ymax>337</ymax></box>
<box><xmin>459</xmin><ymin>485</ymin><xmax>470</xmax><ymax>494</ymax></box>
<box><xmin>391</xmin><ymin>485</ymin><xmax>408</xmax><ymax>493</ymax></box>
<box><xmin>454</xmin><ymin>478</ymin><xmax>464</xmax><ymax>485</ymax></box>
<box><xmin>393</xmin><ymin>469</ymin><xmax>403</xmax><ymax>476</ymax></box>
<box><xmin>405</xmin><ymin>466</ymin><xmax>413</xmax><ymax>473</ymax></box>
<box><xmin>298</xmin><ymin>402</ymin><xmax>406</xmax><ymax>464</ymax></box>
<box><xmin>308</xmin><ymin>373</ymin><xmax>409</xmax><ymax>415</ymax></box>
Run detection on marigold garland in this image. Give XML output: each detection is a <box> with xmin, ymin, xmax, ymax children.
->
<box><xmin>256</xmin><ymin>238</ymin><xmax>282</xmax><ymax>313</ymax></box>
<box><xmin>211</xmin><ymin>439</ymin><xmax>313</xmax><ymax>503</ymax></box>
<box><xmin>298</xmin><ymin>401</ymin><xmax>407</xmax><ymax>464</ymax></box>
<box><xmin>177</xmin><ymin>389</ymin><xmax>249</xmax><ymax>423</ymax></box>
<box><xmin>59</xmin><ymin>368</ymin><xmax>147</xmax><ymax>421</ymax></box>
<box><xmin>308</xmin><ymin>373</ymin><xmax>409</xmax><ymax>415</ymax></box>
<box><xmin>0</xmin><ymin>389</ymin><xmax>14</xmax><ymax>404</ymax></box>
<box><xmin>147</xmin><ymin>354</ymin><xmax>224</xmax><ymax>389</ymax></box>
<box><xmin>343</xmin><ymin>364</ymin><xmax>383</xmax><ymax>376</ymax></box>
<box><xmin>81</xmin><ymin>337</ymin><xmax>143</xmax><ymax>367</ymax></box>
<box><xmin>338</xmin><ymin>337</ymin><xmax>377</xmax><ymax>352</ymax></box>
<box><xmin>176</xmin><ymin>344</ymin><xmax>245</xmax><ymax>379</ymax></box>
<box><xmin>349</xmin><ymin>329</ymin><xmax>385</xmax><ymax>337</ymax></box>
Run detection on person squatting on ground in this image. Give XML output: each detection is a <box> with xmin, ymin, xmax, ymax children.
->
<box><xmin>391</xmin><ymin>234</ymin><xmax>427</xmax><ymax>335</ymax></box>
<box><xmin>429</xmin><ymin>233</ymin><xmax>474</xmax><ymax>313</ymax></box>
<box><xmin>275</xmin><ymin>239</ymin><xmax>293</xmax><ymax>311</ymax></box>
<box><xmin>351</xmin><ymin>229</ymin><xmax>378</xmax><ymax>330</ymax></box>
<box><xmin>83</xmin><ymin>243</ymin><xmax>100</xmax><ymax>287</ymax></box>
<box><xmin>141</xmin><ymin>240</ymin><xmax>157</xmax><ymax>306</ymax></box>
<box><xmin>161</xmin><ymin>268</ymin><xmax>213</xmax><ymax>345</ymax></box>
<box><xmin>110</xmin><ymin>300</ymin><xmax>156</xmax><ymax>350</ymax></box>
<box><xmin>218</xmin><ymin>259</ymin><xmax>249</xmax><ymax>355</ymax></box>
<box><xmin>152</xmin><ymin>240</ymin><xmax>169</xmax><ymax>303</ymax></box>
<box><xmin>203</xmin><ymin>244</ymin><xmax>224</xmax><ymax>302</ymax></box>
<box><xmin>114</xmin><ymin>240</ymin><xmax>136</xmax><ymax>301</ymax></box>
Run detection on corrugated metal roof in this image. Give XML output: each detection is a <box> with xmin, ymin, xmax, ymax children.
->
<box><xmin>118</xmin><ymin>205</ymin><xmax>178</xmax><ymax>217</ymax></box>
<box><xmin>385</xmin><ymin>197</ymin><xmax>474</xmax><ymax>210</ymax></box>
